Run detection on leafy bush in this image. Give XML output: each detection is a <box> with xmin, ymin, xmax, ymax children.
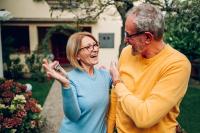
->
<box><xmin>164</xmin><ymin>0</ymin><xmax>200</xmax><ymax>61</ymax></box>
<box><xmin>4</xmin><ymin>57</ymin><xmax>24</xmax><ymax>80</ymax></box>
<box><xmin>0</xmin><ymin>79</ymin><xmax>43</xmax><ymax>132</ymax></box>
<box><xmin>25</xmin><ymin>52</ymin><xmax>46</xmax><ymax>82</ymax></box>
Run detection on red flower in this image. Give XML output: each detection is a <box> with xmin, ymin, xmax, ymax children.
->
<box><xmin>0</xmin><ymin>80</ymin><xmax>15</xmax><ymax>91</ymax></box>
<box><xmin>1</xmin><ymin>91</ymin><xmax>15</xmax><ymax>104</ymax></box>
<box><xmin>1</xmin><ymin>91</ymin><xmax>15</xmax><ymax>98</ymax></box>
<box><xmin>15</xmin><ymin>109</ymin><xmax>27</xmax><ymax>118</ymax></box>
<box><xmin>15</xmin><ymin>82</ymin><xmax>27</xmax><ymax>92</ymax></box>
<box><xmin>25</xmin><ymin>98</ymin><xmax>41</xmax><ymax>113</ymax></box>
<box><xmin>23</xmin><ymin>91</ymin><xmax>32</xmax><ymax>99</ymax></box>
<box><xmin>0</xmin><ymin>114</ymin><xmax>3</xmax><ymax>122</ymax></box>
<box><xmin>3</xmin><ymin>117</ymin><xmax>22</xmax><ymax>128</ymax></box>
<box><xmin>31</xmin><ymin>106</ymin><xmax>41</xmax><ymax>113</ymax></box>
<box><xmin>0</xmin><ymin>80</ymin><xmax>43</xmax><ymax>131</ymax></box>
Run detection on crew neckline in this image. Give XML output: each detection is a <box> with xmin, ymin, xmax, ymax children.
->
<box><xmin>137</xmin><ymin>44</ymin><xmax>170</xmax><ymax>64</ymax></box>
<box><xmin>75</xmin><ymin>68</ymin><xmax>97</xmax><ymax>80</ymax></box>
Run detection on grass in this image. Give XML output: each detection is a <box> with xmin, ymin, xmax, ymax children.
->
<box><xmin>178</xmin><ymin>86</ymin><xmax>200</xmax><ymax>133</ymax></box>
<box><xmin>17</xmin><ymin>79</ymin><xmax>54</xmax><ymax>106</ymax></box>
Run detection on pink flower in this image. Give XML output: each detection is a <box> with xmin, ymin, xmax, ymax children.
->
<box><xmin>2</xmin><ymin>91</ymin><xmax>15</xmax><ymax>98</ymax></box>
<box><xmin>3</xmin><ymin>117</ymin><xmax>22</xmax><ymax>128</ymax></box>
<box><xmin>15</xmin><ymin>109</ymin><xmax>27</xmax><ymax>118</ymax></box>
<box><xmin>0</xmin><ymin>80</ymin><xmax>14</xmax><ymax>91</ymax></box>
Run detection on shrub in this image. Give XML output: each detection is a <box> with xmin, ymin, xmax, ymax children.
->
<box><xmin>25</xmin><ymin>52</ymin><xmax>46</xmax><ymax>82</ymax></box>
<box><xmin>4</xmin><ymin>57</ymin><xmax>24</xmax><ymax>80</ymax></box>
<box><xmin>0</xmin><ymin>79</ymin><xmax>43</xmax><ymax>132</ymax></box>
<box><xmin>164</xmin><ymin>0</ymin><xmax>200</xmax><ymax>61</ymax></box>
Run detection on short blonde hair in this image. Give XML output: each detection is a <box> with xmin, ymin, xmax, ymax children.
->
<box><xmin>66</xmin><ymin>32</ymin><xmax>98</xmax><ymax>70</ymax></box>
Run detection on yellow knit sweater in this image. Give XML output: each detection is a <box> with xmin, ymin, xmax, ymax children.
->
<box><xmin>107</xmin><ymin>45</ymin><xmax>191</xmax><ymax>133</ymax></box>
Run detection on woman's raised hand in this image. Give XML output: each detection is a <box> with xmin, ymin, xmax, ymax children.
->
<box><xmin>42</xmin><ymin>59</ymin><xmax>70</xmax><ymax>87</ymax></box>
<box><xmin>109</xmin><ymin>61</ymin><xmax>120</xmax><ymax>83</ymax></box>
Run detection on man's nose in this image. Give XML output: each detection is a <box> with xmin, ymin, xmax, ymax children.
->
<box><xmin>92</xmin><ymin>47</ymin><xmax>98</xmax><ymax>52</ymax></box>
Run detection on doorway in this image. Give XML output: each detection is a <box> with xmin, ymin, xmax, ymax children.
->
<box><xmin>50</xmin><ymin>33</ymin><xmax>69</xmax><ymax>65</ymax></box>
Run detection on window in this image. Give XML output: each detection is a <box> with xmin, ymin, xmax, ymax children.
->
<box><xmin>81</xmin><ymin>26</ymin><xmax>92</xmax><ymax>33</ymax></box>
<box><xmin>37</xmin><ymin>26</ymin><xmax>50</xmax><ymax>44</ymax></box>
<box><xmin>1</xmin><ymin>26</ymin><xmax>30</xmax><ymax>53</ymax></box>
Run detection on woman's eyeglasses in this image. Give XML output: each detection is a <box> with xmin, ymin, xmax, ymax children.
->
<box><xmin>79</xmin><ymin>42</ymin><xmax>100</xmax><ymax>52</ymax></box>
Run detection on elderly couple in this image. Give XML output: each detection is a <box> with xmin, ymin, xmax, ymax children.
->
<box><xmin>42</xmin><ymin>3</ymin><xmax>191</xmax><ymax>133</ymax></box>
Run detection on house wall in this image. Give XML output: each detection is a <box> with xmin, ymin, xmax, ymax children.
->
<box><xmin>0</xmin><ymin>0</ymin><xmax>122</xmax><ymax>69</ymax></box>
<box><xmin>0</xmin><ymin>0</ymin><xmax>75</xmax><ymax>19</ymax></box>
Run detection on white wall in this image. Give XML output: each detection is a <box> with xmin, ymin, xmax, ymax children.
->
<box><xmin>0</xmin><ymin>0</ymin><xmax>75</xmax><ymax>18</ymax></box>
<box><xmin>93</xmin><ymin>20</ymin><xmax>122</xmax><ymax>68</ymax></box>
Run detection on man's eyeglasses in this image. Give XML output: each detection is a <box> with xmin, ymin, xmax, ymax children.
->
<box><xmin>124</xmin><ymin>31</ymin><xmax>145</xmax><ymax>39</ymax></box>
<box><xmin>79</xmin><ymin>42</ymin><xmax>100</xmax><ymax>52</ymax></box>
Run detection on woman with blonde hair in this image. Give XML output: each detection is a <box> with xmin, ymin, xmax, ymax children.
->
<box><xmin>42</xmin><ymin>32</ymin><xmax>112</xmax><ymax>133</ymax></box>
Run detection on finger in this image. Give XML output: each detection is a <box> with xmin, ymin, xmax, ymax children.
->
<box><xmin>43</xmin><ymin>58</ymin><xmax>48</xmax><ymax>65</ymax></box>
<box><xmin>47</xmin><ymin>72</ymin><xmax>52</xmax><ymax>78</ymax></box>
<box><xmin>49</xmin><ymin>61</ymin><xmax>58</xmax><ymax>68</ymax></box>
<box><xmin>42</xmin><ymin>64</ymin><xmax>52</xmax><ymax>72</ymax></box>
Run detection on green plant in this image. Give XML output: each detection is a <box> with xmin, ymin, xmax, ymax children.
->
<box><xmin>4</xmin><ymin>57</ymin><xmax>24</xmax><ymax>80</ymax></box>
<box><xmin>164</xmin><ymin>0</ymin><xmax>200</xmax><ymax>61</ymax></box>
<box><xmin>2</xmin><ymin>36</ymin><xmax>24</xmax><ymax>80</ymax></box>
<box><xmin>0</xmin><ymin>79</ymin><xmax>43</xmax><ymax>132</ymax></box>
<box><xmin>25</xmin><ymin>52</ymin><xmax>46</xmax><ymax>82</ymax></box>
<box><xmin>2</xmin><ymin>36</ymin><xmax>15</xmax><ymax>65</ymax></box>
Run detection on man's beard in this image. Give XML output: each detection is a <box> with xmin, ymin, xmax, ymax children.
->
<box><xmin>131</xmin><ymin>45</ymin><xmax>145</xmax><ymax>56</ymax></box>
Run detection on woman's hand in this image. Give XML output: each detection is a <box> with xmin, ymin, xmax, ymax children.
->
<box><xmin>42</xmin><ymin>59</ymin><xmax>70</xmax><ymax>87</ymax></box>
<box><xmin>109</xmin><ymin>61</ymin><xmax>120</xmax><ymax>83</ymax></box>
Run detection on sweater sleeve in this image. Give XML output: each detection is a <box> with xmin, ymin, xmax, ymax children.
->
<box><xmin>107</xmin><ymin>88</ymin><xmax>117</xmax><ymax>133</ymax></box>
<box><xmin>116</xmin><ymin>60</ymin><xmax>191</xmax><ymax>128</ymax></box>
<box><xmin>62</xmin><ymin>82</ymin><xmax>81</xmax><ymax>122</ymax></box>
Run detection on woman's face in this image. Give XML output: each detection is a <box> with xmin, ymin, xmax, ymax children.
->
<box><xmin>77</xmin><ymin>36</ymin><xmax>99</xmax><ymax>68</ymax></box>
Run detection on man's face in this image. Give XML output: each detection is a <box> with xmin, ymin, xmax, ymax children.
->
<box><xmin>125</xmin><ymin>15</ymin><xmax>147</xmax><ymax>56</ymax></box>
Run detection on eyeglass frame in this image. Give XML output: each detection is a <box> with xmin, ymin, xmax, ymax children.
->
<box><xmin>79</xmin><ymin>42</ymin><xmax>100</xmax><ymax>52</ymax></box>
<box><xmin>124</xmin><ymin>31</ymin><xmax>145</xmax><ymax>39</ymax></box>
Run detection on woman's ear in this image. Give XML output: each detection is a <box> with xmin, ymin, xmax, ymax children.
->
<box><xmin>77</xmin><ymin>56</ymin><xmax>80</xmax><ymax>60</ymax></box>
<box><xmin>144</xmin><ymin>32</ymin><xmax>153</xmax><ymax>44</ymax></box>
<box><xmin>76</xmin><ymin>53</ymin><xmax>80</xmax><ymax>60</ymax></box>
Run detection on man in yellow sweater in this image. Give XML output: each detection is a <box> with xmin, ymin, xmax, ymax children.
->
<box><xmin>108</xmin><ymin>3</ymin><xmax>191</xmax><ymax>133</ymax></box>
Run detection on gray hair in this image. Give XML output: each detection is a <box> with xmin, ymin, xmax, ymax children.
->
<box><xmin>127</xmin><ymin>3</ymin><xmax>164</xmax><ymax>40</ymax></box>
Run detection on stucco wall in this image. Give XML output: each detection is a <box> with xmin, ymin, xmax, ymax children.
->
<box><xmin>0</xmin><ymin>0</ymin><xmax>75</xmax><ymax>18</ymax></box>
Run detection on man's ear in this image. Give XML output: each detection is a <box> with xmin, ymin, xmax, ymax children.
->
<box><xmin>144</xmin><ymin>32</ymin><xmax>153</xmax><ymax>44</ymax></box>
